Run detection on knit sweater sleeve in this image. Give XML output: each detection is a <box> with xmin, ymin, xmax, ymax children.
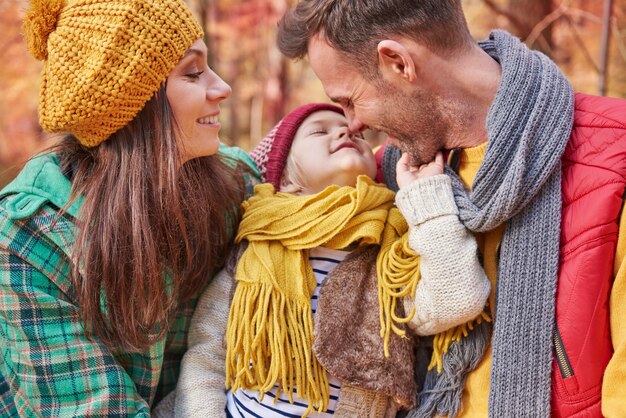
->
<box><xmin>603</xmin><ymin>202</ymin><xmax>626</xmax><ymax>417</ymax></box>
<box><xmin>174</xmin><ymin>268</ymin><xmax>233</xmax><ymax>418</ymax></box>
<box><xmin>395</xmin><ymin>174</ymin><xmax>490</xmax><ymax>336</ymax></box>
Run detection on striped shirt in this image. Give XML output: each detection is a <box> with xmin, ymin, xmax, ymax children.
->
<box><xmin>226</xmin><ymin>247</ymin><xmax>349</xmax><ymax>418</ymax></box>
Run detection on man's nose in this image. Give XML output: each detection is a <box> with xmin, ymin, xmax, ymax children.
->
<box><xmin>345</xmin><ymin>110</ymin><xmax>365</xmax><ymax>134</ymax></box>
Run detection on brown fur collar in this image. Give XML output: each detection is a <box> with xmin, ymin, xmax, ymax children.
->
<box><xmin>313</xmin><ymin>245</ymin><xmax>417</xmax><ymax>409</ymax></box>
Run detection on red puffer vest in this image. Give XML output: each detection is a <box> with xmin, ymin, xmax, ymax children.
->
<box><xmin>552</xmin><ymin>93</ymin><xmax>626</xmax><ymax>417</ymax></box>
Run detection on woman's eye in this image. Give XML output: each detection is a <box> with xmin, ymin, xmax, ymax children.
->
<box><xmin>185</xmin><ymin>71</ymin><xmax>204</xmax><ymax>80</ymax></box>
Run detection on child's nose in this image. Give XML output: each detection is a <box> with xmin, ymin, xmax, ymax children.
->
<box><xmin>334</xmin><ymin>127</ymin><xmax>351</xmax><ymax>140</ymax></box>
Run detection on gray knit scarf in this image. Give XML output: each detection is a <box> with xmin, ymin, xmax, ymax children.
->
<box><xmin>383</xmin><ymin>30</ymin><xmax>574</xmax><ymax>417</ymax></box>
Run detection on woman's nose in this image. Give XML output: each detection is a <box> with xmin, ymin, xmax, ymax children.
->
<box><xmin>207</xmin><ymin>74</ymin><xmax>232</xmax><ymax>101</ymax></box>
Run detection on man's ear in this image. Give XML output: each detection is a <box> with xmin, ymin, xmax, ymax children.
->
<box><xmin>377</xmin><ymin>40</ymin><xmax>418</xmax><ymax>84</ymax></box>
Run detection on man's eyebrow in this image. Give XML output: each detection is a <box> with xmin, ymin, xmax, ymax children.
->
<box><xmin>329</xmin><ymin>96</ymin><xmax>347</xmax><ymax>105</ymax></box>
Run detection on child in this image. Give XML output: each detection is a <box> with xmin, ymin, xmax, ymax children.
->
<box><xmin>172</xmin><ymin>104</ymin><xmax>490</xmax><ymax>417</ymax></box>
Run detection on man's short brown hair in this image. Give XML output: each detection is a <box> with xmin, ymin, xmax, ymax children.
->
<box><xmin>277</xmin><ymin>0</ymin><xmax>473</xmax><ymax>79</ymax></box>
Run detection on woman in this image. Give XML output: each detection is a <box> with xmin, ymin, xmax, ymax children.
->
<box><xmin>0</xmin><ymin>0</ymin><xmax>258</xmax><ymax>416</ymax></box>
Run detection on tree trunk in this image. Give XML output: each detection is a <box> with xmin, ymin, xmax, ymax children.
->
<box><xmin>608</xmin><ymin>3</ymin><xmax>626</xmax><ymax>97</ymax></box>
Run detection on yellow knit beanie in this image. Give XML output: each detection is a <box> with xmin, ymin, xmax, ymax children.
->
<box><xmin>23</xmin><ymin>0</ymin><xmax>203</xmax><ymax>147</ymax></box>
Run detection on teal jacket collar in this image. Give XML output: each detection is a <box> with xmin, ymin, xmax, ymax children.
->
<box><xmin>0</xmin><ymin>153</ymin><xmax>81</xmax><ymax>220</ymax></box>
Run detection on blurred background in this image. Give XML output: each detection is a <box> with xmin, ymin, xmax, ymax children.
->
<box><xmin>1</xmin><ymin>0</ymin><xmax>624</xmax><ymax>187</ymax></box>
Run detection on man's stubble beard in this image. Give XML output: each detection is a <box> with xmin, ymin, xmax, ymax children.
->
<box><xmin>378</xmin><ymin>87</ymin><xmax>450</xmax><ymax>166</ymax></box>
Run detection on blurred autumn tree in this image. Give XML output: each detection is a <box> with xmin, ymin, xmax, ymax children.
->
<box><xmin>470</xmin><ymin>0</ymin><xmax>626</xmax><ymax>97</ymax></box>
<box><xmin>0</xmin><ymin>0</ymin><xmax>47</xmax><ymax>186</ymax></box>
<box><xmin>0</xmin><ymin>0</ymin><xmax>624</xmax><ymax>187</ymax></box>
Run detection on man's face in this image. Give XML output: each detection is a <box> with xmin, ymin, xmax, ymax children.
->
<box><xmin>307</xmin><ymin>34</ymin><xmax>449</xmax><ymax>165</ymax></box>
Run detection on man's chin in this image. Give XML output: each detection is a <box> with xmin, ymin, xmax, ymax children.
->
<box><xmin>385</xmin><ymin>134</ymin><xmax>433</xmax><ymax>165</ymax></box>
<box><xmin>386</xmin><ymin>135</ymin><xmax>401</xmax><ymax>149</ymax></box>
<box><xmin>403</xmin><ymin>146</ymin><xmax>430</xmax><ymax>166</ymax></box>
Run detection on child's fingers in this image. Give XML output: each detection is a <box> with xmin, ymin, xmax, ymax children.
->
<box><xmin>434</xmin><ymin>151</ymin><xmax>444</xmax><ymax>166</ymax></box>
<box><xmin>396</xmin><ymin>152</ymin><xmax>410</xmax><ymax>172</ymax></box>
<box><xmin>414</xmin><ymin>151</ymin><xmax>444</xmax><ymax>176</ymax></box>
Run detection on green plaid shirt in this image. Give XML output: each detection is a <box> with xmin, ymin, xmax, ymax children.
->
<box><xmin>0</xmin><ymin>147</ymin><xmax>259</xmax><ymax>417</ymax></box>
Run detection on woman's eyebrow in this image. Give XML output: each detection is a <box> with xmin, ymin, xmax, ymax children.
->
<box><xmin>183</xmin><ymin>48</ymin><xmax>205</xmax><ymax>59</ymax></box>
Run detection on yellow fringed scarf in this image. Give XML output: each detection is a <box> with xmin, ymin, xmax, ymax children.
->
<box><xmin>225</xmin><ymin>175</ymin><xmax>490</xmax><ymax>414</ymax></box>
<box><xmin>226</xmin><ymin>176</ymin><xmax>396</xmax><ymax>414</ymax></box>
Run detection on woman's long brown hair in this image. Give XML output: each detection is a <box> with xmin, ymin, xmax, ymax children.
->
<box><xmin>55</xmin><ymin>86</ymin><xmax>246</xmax><ymax>351</ymax></box>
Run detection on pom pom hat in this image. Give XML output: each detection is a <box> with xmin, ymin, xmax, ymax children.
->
<box><xmin>22</xmin><ymin>0</ymin><xmax>203</xmax><ymax>147</ymax></box>
<box><xmin>249</xmin><ymin>103</ymin><xmax>344</xmax><ymax>189</ymax></box>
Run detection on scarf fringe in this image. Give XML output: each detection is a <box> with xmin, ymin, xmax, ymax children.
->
<box><xmin>410</xmin><ymin>321</ymin><xmax>492</xmax><ymax>418</ymax></box>
<box><xmin>429</xmin><ymin>309</ymin><xmax>492</xmax><ymax>373</ymax></box>
<box><xmin>377</xmin><ymin>231</ymin><xmax>419</xmax><ymax>357</ymax></box>
<box><xmin>225</xmin><ymin>282</ymin><xmax>330</xmax><ymax>415</ymax></box>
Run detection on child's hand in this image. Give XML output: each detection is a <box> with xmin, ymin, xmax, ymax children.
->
<box><xmin>396</xmin><ymin>151</ymin><xmax>444</xmax><ymax>189</ymax></box>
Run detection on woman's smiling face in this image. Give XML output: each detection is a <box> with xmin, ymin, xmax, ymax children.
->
<box><xmin>166</xmin><ymin>39</ymin><xmax>232</xmax><ymax>163</ymax></box>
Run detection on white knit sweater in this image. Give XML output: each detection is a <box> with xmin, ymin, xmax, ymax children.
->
<box><xmin>396</xmin><ymin>174</ymin><xmax>491</xmax><ymax>336</ymax></box>
<box><xmin>154</xmin><ymin>174</ymin><xmax>490</xmax><ymax>417</ymax></box>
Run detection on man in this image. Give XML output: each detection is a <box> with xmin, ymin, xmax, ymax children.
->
<box><xmin>276</xmin><ymin>1</ymin><xmax>626</xmax><ymax>417</ymax></box>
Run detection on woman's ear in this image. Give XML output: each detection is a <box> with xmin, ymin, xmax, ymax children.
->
<box><xmin>377</xmin><ymin>39</ymin><xmax>417</xmax><ymax>84</ymax></box>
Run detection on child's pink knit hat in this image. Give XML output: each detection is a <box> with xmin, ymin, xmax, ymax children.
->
<box><xmin>250</xmin><ymin>103</ymin><xmax>344</xmax><ymax>189</ymax></box>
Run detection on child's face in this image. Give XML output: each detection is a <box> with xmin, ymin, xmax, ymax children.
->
<box><xmin>283</xmin><ymin>110</ymin><xmax>377</xmax><ymax>195</ymax></box>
